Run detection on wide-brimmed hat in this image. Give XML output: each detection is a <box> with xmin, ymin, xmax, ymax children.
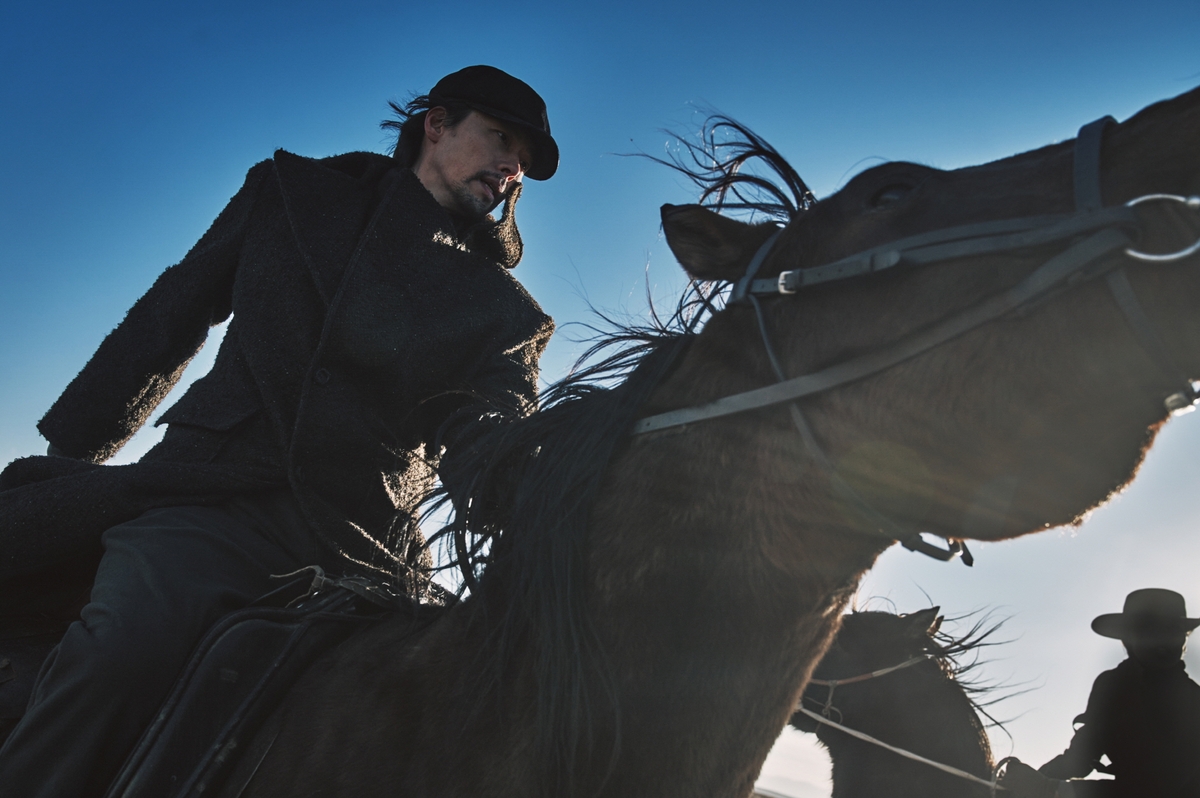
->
<box><xmin>428</xmin><ymin>65</ymin><xmax>558</xmax><ymax>181</ymax></box>
<box><xmin>1091</xmin><ymin>588</ymin><xmax>1200</xmax><ymax>640</ymax></box>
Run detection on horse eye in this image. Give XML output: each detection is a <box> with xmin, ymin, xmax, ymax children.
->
<box><xmin>870</xmin><ymin>184</ymin><xmax>913</xmax><ymax>209</ymax></box>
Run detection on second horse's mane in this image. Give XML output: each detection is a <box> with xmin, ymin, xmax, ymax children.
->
<box><xmin>929</xmin><ymin>613</ymin><xmax>1013</xmax><ymax>733</ymax></box>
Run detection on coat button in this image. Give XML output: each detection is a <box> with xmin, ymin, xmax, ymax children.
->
<box><xmin>315</xmin><ymin>368</ymin><xmax>331</xmax><ymax>385</ymax></box>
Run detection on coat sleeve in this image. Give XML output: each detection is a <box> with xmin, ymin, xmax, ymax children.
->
<box><xmin>38</xmin><ymin>161</ymin><xmax>271</xmax><ymax>463</ymax></box>
<box><xmin>430</xmin><ymin>315</ymin><xmax>554</xmax><ymax>509</ymax></box>
<box><xmin>463</xmin><ymin>318</ymin><xmax>553</xmax><ymax>420</ymax></box>
<box><xmin>1039</xmin><ymin>672</ymin><xmax>1112</xmax><ymax>779</ymax></box>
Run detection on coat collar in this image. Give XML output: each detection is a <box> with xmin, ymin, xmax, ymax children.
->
<box><xmin>273</xmin><ymin>150</ymin><xmax>524</xmax><ymax>304</ymax></box>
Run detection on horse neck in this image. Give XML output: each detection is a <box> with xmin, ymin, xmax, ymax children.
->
<box><xmin>583</xmin><ymin>360</ymin><xmax>888</xmax><ymax>795</ymax></box>
<box><xmin>600</xmin><ymin>339</ymin><xmax>889</xmax><ymax>620</ymax></box>
<box><xmin>820</xmin><ymin>663</ymin><xmax>994</xmax><ymax>798</ymax></box>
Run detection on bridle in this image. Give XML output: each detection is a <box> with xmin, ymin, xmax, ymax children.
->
<box><xmin>802</xmin><ymin>654</ymin><xmax>928</xmax><ymax>723</ymax></box>
<box><xmin>633</xmin><ymin>116</ymin><xmax>1200</xmax><ymax>563</ymax></box>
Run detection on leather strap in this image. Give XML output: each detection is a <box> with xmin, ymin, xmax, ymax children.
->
<box><xmin>1106</xmin><ymin>268</ymin><xmax>1199</xmax><ymax>407</ymax></box>
<box><xmin>634</xmin><ymin>227</ymin><xmax>1131</xmax><ymax>434</ymax></box>
<box><xmin>1075</xmin><ymin>116</ymin><xmax>1115</xmax><ymax>211</ymax></box>
<box><xmin>729</xmin><ymin>228</ymin><xmax>784</xmax><ymax>302</ymax></box>
<box><xmin>750</xmin><ymin>205</ymin><xmax>1135</xmax><ymax>296</ymax></box>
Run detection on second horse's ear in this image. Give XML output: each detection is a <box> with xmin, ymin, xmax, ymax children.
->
<box><xmin>903</xmin><ymin>607</ymin><xmax>943</xmax><ymax>639</ymax></box>
<box><xmin>661</xmin><ymin>204</ymin><xmax>778</xmax><ymax>281</ymax></box>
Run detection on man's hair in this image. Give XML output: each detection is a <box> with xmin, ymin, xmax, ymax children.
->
<box><xmin>381</xmin><ymin>95</ymin><xmax>474</xmax><ymax>168</ymax></box>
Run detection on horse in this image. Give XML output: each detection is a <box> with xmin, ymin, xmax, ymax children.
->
<box><xmin>222</xmin><ymin>84</ymin><xmax>1200</xmax><ymax>798</ymax></box>
<box><xmin>782</xmin><ymin>608</ymin><xmax>999</xmax><ymax>798</ymax></box>
<box><xmin>22</xmin><ymin>81</ymin><xmax>1171</xmax><ymax>797</ymax></box>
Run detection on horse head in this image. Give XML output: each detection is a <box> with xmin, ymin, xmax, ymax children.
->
<box><xmin>659</xmin><ymin>86</ymin><xmax>1200</xmax><ymax>547</ymax></box>
<box><xmin>793</xmin><ymin>608</ymin><xmax>997</xmax><ymax>798</ymax></box>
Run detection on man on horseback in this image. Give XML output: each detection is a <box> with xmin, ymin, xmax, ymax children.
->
<box><xmin>0</xmin><ymin>64</ymin><xmax>557</xmax><ymax>796</ymax></box>
<box><xmin>1003</xmin><ymin>588</ymin><xmax>1200</xmax><ymax>798</ymax></box>
<box><xmin>1038</xmin><ymin>588</ymin><xmax>1200</xmax><ymax>796</ymax></box>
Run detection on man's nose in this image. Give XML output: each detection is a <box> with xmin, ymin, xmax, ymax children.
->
<box><xmin>498</xmin><ymin>154</ymin><xmax>524</xmax><ymax>181</ymax></box>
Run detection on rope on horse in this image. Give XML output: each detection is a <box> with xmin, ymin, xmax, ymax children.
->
<box><xmin>806</xmin><ymin>655</ymin><xmax>928</xmax><ymax>687</ymax></box>
<box><xmin>794</xmin><ymin>706</ymin><xmax>1007</xmax><ymax>792</ymax></box>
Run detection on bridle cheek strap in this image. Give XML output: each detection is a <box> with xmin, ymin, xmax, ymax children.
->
<box><xmin>1079</xmin><ymin>117</ymin><xmax>1199</xmax><ymax>414</ymax></box>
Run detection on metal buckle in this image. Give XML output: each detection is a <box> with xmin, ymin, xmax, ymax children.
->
<box><xmin>778</xmin><ymin>270</ymin><xmax>797</xmax><ymax>295</ymax></box>
<box><xmin>900</xmin><ymin>533</ymin><xmax>975</xmax><ymax>566</ymax></box>
<box><xmin>1165</xmin><ymin>383</ymin><xmax>1199</xmax><ymax>416</ymax></box>
<box><xmin>1124</xmin><ymin>194</ymin><xmax>1200</xmax><ymax>262</ymax></box>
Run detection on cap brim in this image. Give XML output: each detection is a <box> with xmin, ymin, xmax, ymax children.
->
<box><xmin>1092</xmin><ymin>613</ymin><xmax>1200</xmax><ymax>639</ymax></box>
<box><xmin>460</xmin><ymin>102</ymin><xmax>559</xmax><ymax>181</ymax></box>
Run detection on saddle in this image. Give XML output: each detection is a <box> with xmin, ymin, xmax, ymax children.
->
<box><xmin>0</xmin><ymin>565</ymin><xmax>448</xmax><ymax>798</ymax></box>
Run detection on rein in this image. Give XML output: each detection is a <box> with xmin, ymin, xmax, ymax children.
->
<box><xmin>634</xmin><ymin>116</ymin><xmax>1200</xmax><ymax>562</ymax></box>
<box><xmin>794</xmin><ymin>707</ymin><xmax>1006</xmax><ymax>793</ymax></box>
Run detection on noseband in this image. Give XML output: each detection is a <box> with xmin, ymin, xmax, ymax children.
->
<box><xmin>634</xmin><ymin>117</ymin><xmax>1200</xmax><ymax>563</ymax></box>
<box><xmin>802</xmin><ymin>654</ymin><xmax>928</xmax><ymax>722</ymax></box>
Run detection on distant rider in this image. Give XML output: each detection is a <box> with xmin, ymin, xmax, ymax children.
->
<box><xmin>1002</xmin><ymin>588</ymin><xmax>1200</xmax><ymax>798</ymax></box>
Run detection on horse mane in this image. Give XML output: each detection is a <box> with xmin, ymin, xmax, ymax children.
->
<box><xmin>421</xmin><ymin>288</ymin><xmax>706</xmax><ymax>795</ymax></box>
<box><xmin>417</xmin><ymin>115</ymin><xmax>819</xmax><ymax>796</ymax></box>
<box><xmin>640</xmin><ymin>112</ymin><xmax>818</xmax><ymax>221</ymax></box>
<box><xmin>927</xmin><ymin>612</ymin><xmax>1013</xmax><ymax>734</ymax></box>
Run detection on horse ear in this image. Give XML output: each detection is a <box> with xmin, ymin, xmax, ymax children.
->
<box><xmin>904</xmin><ymin>607</ymin><xmax>943</xmax><ymax>638</ymax></box>
<box><xmin>660</xmin><ymin>204</ymin><xmax>776</xmax><ymax>281</ymax></box>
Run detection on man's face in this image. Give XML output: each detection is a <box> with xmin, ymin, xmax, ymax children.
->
<box><xmin>1124</xmin><ymin>629</ymin><xmax>1188</xmax><ymax>671</ymax></box>
<box><xmin>414</xmin><ymin>108</ymin><xmax>532</xmax><ymax>220</ymax></box>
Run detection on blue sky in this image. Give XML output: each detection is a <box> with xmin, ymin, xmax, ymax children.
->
<box><xmin>2</xmin><ymin>1</ymin><xmax>1199</xmax><ymax>793</ymax></box>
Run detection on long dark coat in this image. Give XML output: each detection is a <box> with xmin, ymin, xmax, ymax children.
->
<box><xmin>0</xmin><ymin>151</ymin><xmax>553</xmax><ymax>581</ymax></box>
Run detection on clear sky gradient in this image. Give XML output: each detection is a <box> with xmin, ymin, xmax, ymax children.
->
<box><xmin>2</xmin><ymin>1</ymin><xmax>1199</xmax><ymax>794</ymax></box>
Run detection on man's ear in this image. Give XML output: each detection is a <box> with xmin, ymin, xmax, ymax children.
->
<box><xmin>661</xmin><ymin>203</ymin><xmax>778</xmax><ymax>281</ymax></box>
<box><xmin>424</xmin><ymin>106</ymin><xmax>449</xmax><ymax>143</ymax></box>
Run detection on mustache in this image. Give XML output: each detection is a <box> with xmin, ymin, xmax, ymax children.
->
<box><xmin>471</xmin><ymin>170</ymin><xmax>514</xmax><ymax>196</ymax></box>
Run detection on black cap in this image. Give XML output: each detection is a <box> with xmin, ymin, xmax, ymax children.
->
<box><xmin>428</xmin><ymin>65</ymin><xmax>558</xmax><ymax>181</ymax></box>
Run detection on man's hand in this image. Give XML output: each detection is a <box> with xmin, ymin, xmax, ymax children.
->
<box><xmin>999</xmin><ymin>759</ymin><xmax>1070</xmax><ymax>798</ymax></box>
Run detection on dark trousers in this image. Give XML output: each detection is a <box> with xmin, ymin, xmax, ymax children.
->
<box><xmin>0</xmin><ymin>503</ymin><xmax>312</xmax><ymax>797</ymax></box>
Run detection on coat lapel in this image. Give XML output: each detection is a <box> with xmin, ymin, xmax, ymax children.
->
<box><xmin>317</xmin><ymin>170</ymin><xmax>505</xmax><ymax>411</ymax></box>
<box><xmin>273</xmin><ymin>150</ymin><xmax>392</xmax><ymax>305</ymax></box>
